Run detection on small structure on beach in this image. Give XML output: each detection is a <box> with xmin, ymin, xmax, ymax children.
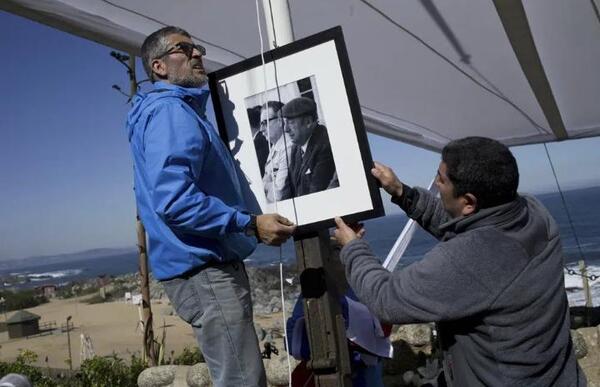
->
<box><xmin>37</xmin><ymin>284</ymin><xmax>57</xmax><ymax>298</ymax></box>
<box><xmin>6</xmin><ymin>310</ymin><xmax>41</xmax><ymax>339</ymax></box>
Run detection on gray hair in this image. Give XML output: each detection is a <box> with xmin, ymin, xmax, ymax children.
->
<box><xmin>141</xmin><ymin>26</ymin><xmax>191</xmax><ymax>82</ymax></box>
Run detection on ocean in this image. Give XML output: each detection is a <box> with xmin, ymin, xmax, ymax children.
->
<box><xmin>2</xmin><ymin>186</ymin><xmax>599</xmax><ymax>306</ymax></box>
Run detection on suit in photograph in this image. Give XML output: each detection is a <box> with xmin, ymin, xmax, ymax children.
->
<box><xmin>289</xmin><ymin>124</ymin><xmax>339</xmax><ymax>197</ymax></box>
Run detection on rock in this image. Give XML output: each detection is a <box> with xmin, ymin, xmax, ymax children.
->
<box><xmin>384</xmin><ymin>338</ymin><xmax>428</xmax><ymax>376</ymax></box>
<box><xmin>381</xmin><ymin>374</ymin><xmax>406</xmax><ymax>387</ymax></box>
<box><xmin>137</xmin><ymin>365</ymin><xmax>177</xmax><ymax>386</ymax></box>
<box><xmin>186</xmin><ymin>363</ymin><xmax>212</xmax><ymax>387</ymax></box>
<box><xmin>576</xmin><ymin>326</ymin><xmax>600</xmax><ymax>386</ymax></box>
<box><xmin>402</xmin><ymin>370</ymin><xmax>422</xmax><ymax>386</ymax></box>
<box><xmin>571</xmin><ymin>329</ymin><xmax>588</xmax><ymax>359</ymax></box>
<box><xmin>577</xmin><ymin>326</ymin><xmax>600</xmax><ymax>353</ymax></box>
<box><xmin>392</xmin><ymin>324</ymin><xmax>432</xmax><ymax>348</ymax></box>
<box><xmin>265</xmin><ymin>352</ymin><xmax>298</xmax><ymax>387</ymax></box>
<box><xmin>255</xmin><ymin>324</ymin><xmax>267</xmax><ymax>342</ymax></box>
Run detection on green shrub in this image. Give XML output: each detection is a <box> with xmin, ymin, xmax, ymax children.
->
<box><xmin>82</xmin><ymin>294</ymin><xmax>107</xmax><ymax>304</ymax></box>
<box><xmin>172</xmin><ymin>346</ymin><xmax>204</xmax><ymax>365</ymax></box>
<box><xmin>80</xmin><ymin>354</ymin><xmax>139</xmax><ymax>387</ymax></box>
<box><xmin>0</xmin><ymin>349</ymin><xmax>57</xmax><ymax>387</ymax></box>
<box><xmin>0</xmin><ymin>290</ymin><xmax>48</xmax><ymax>311</ymax></box>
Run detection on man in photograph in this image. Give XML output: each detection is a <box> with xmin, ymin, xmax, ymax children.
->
<box><xmin>127</xmin><ymin>26</ymin><xmax>296</xmax><ymax>387</ymax></box>
<box><xmin>260</xmin><ymin>101</ymin><xmax>294</xmax><ymax>202</ymax></box>
<box><xmin>248</xmin><ymin>105</ymin><xmax>269</xmax><ymax>177</ymax></box>
<box><xmin>333</xmin><ymin>137</ymin><xmax>585</xmax><ymax>386</ymax></box>
<box><xmin>283</xmin><ymin>97</ymin><xmax>338</xmax><ymax>197</ymax></box>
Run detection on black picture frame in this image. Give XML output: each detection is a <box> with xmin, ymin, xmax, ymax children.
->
<box><xmin>208</xmin><ymin>26</ymin><xmax>384</xmax><ymax>236</ymax></box>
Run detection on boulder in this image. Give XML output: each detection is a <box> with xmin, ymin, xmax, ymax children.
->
<box><xmin>392</xmin><ymin>324</ymin><xmax>433</xmax><ymax>348</ymax></box>
<box><xmin>265</xmin><ymin>352</ymin><xmax>298</xmax><ymax>387</ymax></box>
<box><xmin>575</xmin><ymin>326</ymin><xmax>600</xmax><ymax>387</ymax></box>
<box><xmin>186</xmin><ymin>363</ymin><xmax>212</xmax><ymax>387</ymax></box>
<box><xmin>137</xmin><ymin>365</ymin><xmax>177</xmax><ymax>387</ymax></box>
<box><xmin>255</xmin><ymin>323</ymin><xmax>267</xmax><ymax>342</ymax></box>
<box><xmin>571</xmin><ymin>329</ymin><xmax>588</xmax><ymax>359</ymax></box>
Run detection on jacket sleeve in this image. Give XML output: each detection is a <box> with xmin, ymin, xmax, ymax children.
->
<box><xmin>394</xmin><ymin>186</ymin><xmax>452</xmax><ymax>240</ymax></box>
<box><xmin>340</xmin><ymin>239</ymin><xmax>492</xmax><ymax>324</ymax></box>
<box><xmin>143</xmin><ymin>102</ymin><xmax>249</xmax><ymax>238</ymax></box>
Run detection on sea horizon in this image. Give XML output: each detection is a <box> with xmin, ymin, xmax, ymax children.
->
<box><xmin>1</xmin><ymin>185</ymin><xmax>599</xmax><ymax>303</ymax></box>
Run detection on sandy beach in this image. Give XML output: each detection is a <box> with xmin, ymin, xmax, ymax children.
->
<box><xmin>0</xmin><ymin>296</ymin><xmax>282</xmax><ymax>370</ymax></box>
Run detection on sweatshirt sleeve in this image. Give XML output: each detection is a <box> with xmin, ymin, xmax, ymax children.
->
<box><xmin>392</xmin><ymin>186</ymin><xmax>451</xmax><ymax>240</ymax></box>
<box><xmin>143</xmin><ymin>102</ymin><xmax>250</xmax><ymax>238</ymax></box>
<box><xmin>340</xmin><ymin>239</ymin><xmax>492</xmax><ymax>324</ymax></box>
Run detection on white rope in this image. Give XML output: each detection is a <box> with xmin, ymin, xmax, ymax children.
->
<box><xmin>255</xmin><ymin>1</ymin><xmax>293</xmax><ymax>384</ymax></box>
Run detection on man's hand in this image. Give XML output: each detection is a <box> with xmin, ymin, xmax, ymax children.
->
<box><xmin>332</xmin><ymin>217</ymin><xmax>365</xmax><ymax>247</ymax></box>
<box><xmin>256</xmin><ymin>214</ymin><xmax>296</xmax><ymax>246</ymax></box>
<box><xmin>371</xmin><ymin>161</ymin><xmax>403</xmax><ymax>197</ymax></box>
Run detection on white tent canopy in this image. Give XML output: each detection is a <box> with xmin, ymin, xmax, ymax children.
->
<box><xmin>4</xmin><ymin>0</ymin><xmax>600</xmax><ymax>151</ymax></box>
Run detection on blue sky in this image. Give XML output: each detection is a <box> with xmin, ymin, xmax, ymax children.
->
<box><xmin>1</xmin><ymin>11</ymin><xmax>599</xmax><ymax>260</ymax></box>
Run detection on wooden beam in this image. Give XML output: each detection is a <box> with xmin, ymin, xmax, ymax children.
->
<box><xmin>493</xmin><ymin>0</ymin><xmax>568</xmax><ymax>140</ymax></box>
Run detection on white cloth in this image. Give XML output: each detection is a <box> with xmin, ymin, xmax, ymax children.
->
<box><xmin>346</xmin><ymin>297</ymin><xmax>393</xmax><ymax>359</ymax></box>
<box><xmin>263</xmin><ymin>134</ymin><xmax>294</xmax><ymax>202</ymax></box>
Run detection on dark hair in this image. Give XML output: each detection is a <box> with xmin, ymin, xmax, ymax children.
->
<box><xmin>261</xmin><ymin>100</ymin><xmax>284</xmax><ymax>115</ymax></box>
<box><xmin>442</xmin><ymin>137</ymin><xmax>519</xmax><ymax>209</ymax></box>
<box><xmin>141</xmin><ymin>26</ymin><xmax>191</xmax><ymax>82</ymax></box>
<box><xmin>247</xmin><ymin>106</ymin><xmax>262</xmax><ymax>128</ymax></box>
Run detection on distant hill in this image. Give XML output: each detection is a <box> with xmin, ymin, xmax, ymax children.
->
<box><xmin>0</xmin><ymin>247</ymin><xmax>138</xmax><ymax>270</ymax></box>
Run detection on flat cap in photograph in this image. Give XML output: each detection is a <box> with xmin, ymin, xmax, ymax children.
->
<box><xmin>282</xmin><ymin>97</ymin><xmax>317</xmax><ymax>118</ymax></box>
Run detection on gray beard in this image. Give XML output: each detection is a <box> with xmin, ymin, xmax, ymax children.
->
<box><xmin>170</xmin><ymin>73</ymin><xmax>208</xmax><ymax>88</ymax></box>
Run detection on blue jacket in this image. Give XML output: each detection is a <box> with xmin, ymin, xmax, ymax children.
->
<box><xmin>126</xmin><ymin>82</ymin><xmax>256</xmax><ymax>280</ymax></box>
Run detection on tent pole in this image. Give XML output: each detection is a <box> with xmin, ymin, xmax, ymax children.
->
<box><xmin>259</xmin><ymin>2</ymin><xmax>351</xmax><ymax>385</ymax></box>
<box><xmin>261</xmin><ymin>0</ymin><xmax>294</xmax><ymax>48</ymax></box>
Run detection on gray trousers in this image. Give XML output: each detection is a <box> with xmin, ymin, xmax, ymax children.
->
<box><xmin>161</xmin><ymin>261</ymin><xmax>266</xmax><ymax>387</ymax></box>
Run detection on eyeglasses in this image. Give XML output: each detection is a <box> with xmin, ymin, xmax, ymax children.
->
<box><xmin>156</xmin><ymin>42</ymin><xmax>206</xmax><ymax>59</ymax></box>
<box><xmin>260</xmin><ymin>116</ymin><xmax>280</xmax><ymax>127</ymax></box>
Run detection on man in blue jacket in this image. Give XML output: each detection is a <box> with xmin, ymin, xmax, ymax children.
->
<box><xmin>127</xmin><ymin>26</ymin><xmax>296</xmax><ymax>387</ymax></box>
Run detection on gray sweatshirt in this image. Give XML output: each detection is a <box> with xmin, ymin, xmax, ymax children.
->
<box><xmin>340</xmin><ymin>187</ymin><xmax>585</xmax><ymax>386</ymax></box>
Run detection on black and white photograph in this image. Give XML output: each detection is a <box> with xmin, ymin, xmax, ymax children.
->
<box><xmin>244</xmin><ymin>76</ymin><xmax>339</xmax><ymax>204</ymax></box>
<box><xmin>209</xmin><ymin>28</ymin><xmax>383</xmax><ymax>233</ymax></box>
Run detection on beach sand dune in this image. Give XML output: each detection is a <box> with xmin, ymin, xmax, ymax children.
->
<box><xmin>0</xmin><ymin>296</ymin><xmax>201</xmax><ymax>369</ymax></box>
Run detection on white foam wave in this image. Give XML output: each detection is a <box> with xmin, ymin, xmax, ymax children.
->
<box><xmin>27</xmin><ymin>269</ymin><xmax>83</xmax><ymax>281</ymax></box>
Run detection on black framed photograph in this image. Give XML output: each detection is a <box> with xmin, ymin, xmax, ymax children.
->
<box><xmin>209</xmin><ymin>26</ymin><xmax>383</xmax><ymax>235</ymax></box>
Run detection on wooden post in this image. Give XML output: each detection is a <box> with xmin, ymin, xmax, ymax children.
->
<box><xmin>578</xmin><ymin>259</ymin><xmax>593</xmax><ymax>326</ymax></box>
<box><xmin>295</xmin><ymin>230</ymin><xmax>352</xmax><ymax>386</ymax></box>
<box><xmin>579</xmin><ymin>260</ymin><xmax>593</xmax><ymax>308</ymax></box>
<box><xmin>126</xmin><ymin>54</ymin><xmax>157</xmax><ymax>366</ymax></box>
<box><xmin>137</xmin><ymin>216</ymin><xmax>156</xmax><ymax>366</ymax></box>
<box><xmin>66</xmin><ymin>316</ymin><xmax>73</xmax><ymax>370</ymax></box>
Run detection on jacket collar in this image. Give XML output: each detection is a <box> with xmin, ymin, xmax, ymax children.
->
<box><xmin>153</xmin><ymin>81</ymin><xmax>210</xmax><ymax>114</ymax></box>
<box><xmin>438</xmin><ymin>196</ymin><xmax>526</xmax><ymax>237</ymax></box>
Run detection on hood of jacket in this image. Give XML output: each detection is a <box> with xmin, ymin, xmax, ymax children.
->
<box><xmin>126</xmin><ymin>81</ymin><xmax>210</xmax><ymax>141</ymax></box>
<box><xmin>439</xmin><ymin>195</ymin><xmax>554</xmax><ymax>258</ymax></box>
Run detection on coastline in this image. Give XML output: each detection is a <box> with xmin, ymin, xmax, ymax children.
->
<box><xmin>0</xmin><ymin>266</ymin><xmax>300</xmax><ymax>370</ymax></box>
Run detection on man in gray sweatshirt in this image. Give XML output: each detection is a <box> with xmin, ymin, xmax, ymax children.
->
<box><xmin>334</xmin><ymin>137</ymin><xmax>585</xmax><ymax>386</ymax></box>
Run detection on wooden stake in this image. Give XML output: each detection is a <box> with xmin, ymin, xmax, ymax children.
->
<box><xmin>295</xmin><ymin>231</ymin><xmax>352</xmax><ymax>386</ymax></box>
<box><xmin>137</xmin><ymin>216</ymin><xmax>156</xmax><ymax>366</ymax></box>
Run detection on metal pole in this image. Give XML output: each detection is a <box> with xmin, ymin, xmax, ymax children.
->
<box><xmin>261</xmin><ymin>0</ymin><xmax>294</xmax><ymax>49</ymax></box>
